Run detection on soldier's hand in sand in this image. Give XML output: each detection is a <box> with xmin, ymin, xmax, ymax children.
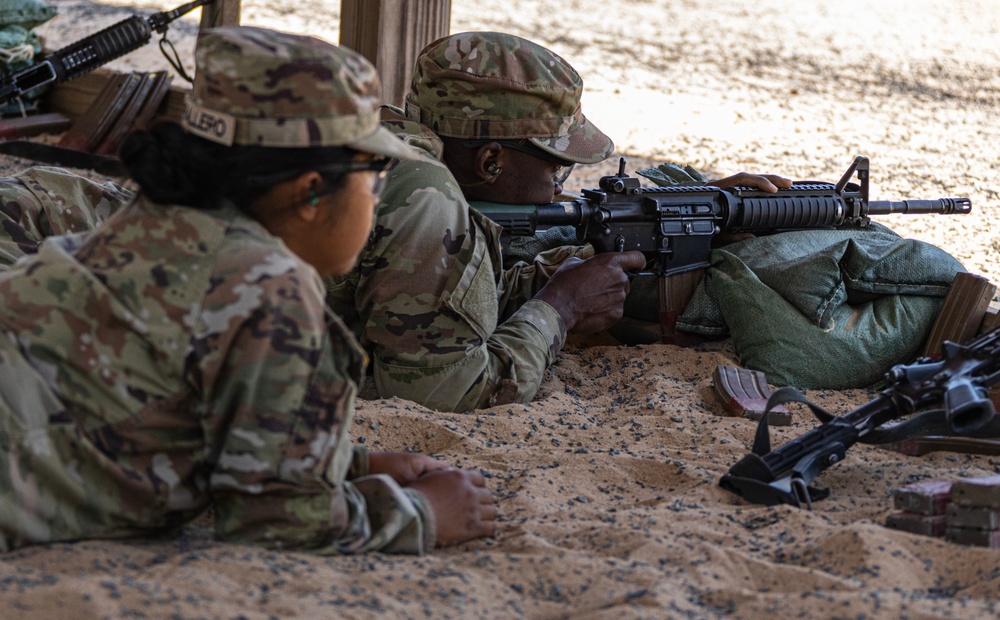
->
<box><xmin>409</xmin><ymin>468</ymin><xmax>498</xmax><ymax>545</ymax></box>
<box><xmin>368</xmin><ymin>452</ymin><xmax>452</xmax><ymax>486</ymax></box>
<box><xmin>535</xmin><ymin>251</ymin><xmax>647</xmax><ymax>334</ymax></box>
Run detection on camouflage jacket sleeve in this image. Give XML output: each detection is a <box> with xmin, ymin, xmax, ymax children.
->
<box><xmin>194</xmin><ymin>222</ymin><xmax>436</xmax><ymax>554</ymax></box>
<box><xmin>0</xmin><ymin>166</ymin><xmax>132</xmax><ymax>269</ymax></box>
<box><xmin>496</xmin><ymin>243</ymin><xmax>595</xmax><ymax>323</ymax></box>
<box><xmin>326</xmin><ymin>117</ymin><xmax>566</xmax><ymax>412</ymax></box>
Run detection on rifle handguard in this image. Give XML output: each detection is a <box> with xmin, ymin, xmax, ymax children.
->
<box><xmin>0</xmin><ymin>0</ymin><xmax>209</xmax><ymax>105</ymax></box>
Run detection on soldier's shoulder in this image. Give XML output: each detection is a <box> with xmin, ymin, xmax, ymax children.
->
<box><xmin>380</xmin><ymin>106</ymin><xmax>444</xmax><ymax>162</ymax></box>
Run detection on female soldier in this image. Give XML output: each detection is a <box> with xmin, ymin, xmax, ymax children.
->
<box><xmin>0</xmin><ymin>26</ymin><xmax>495</xmax><ymax>554</ymax></box>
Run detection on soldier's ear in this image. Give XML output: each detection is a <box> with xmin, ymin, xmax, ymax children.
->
<box><xmin>292</xmin><ymin>172</ymin><xmax>325</xmax><ymax>222</ymax></box>
<box><xmin>473</xmin><ymin>142</ymin><xmax>504</xmax><ymax>182</ymax></box>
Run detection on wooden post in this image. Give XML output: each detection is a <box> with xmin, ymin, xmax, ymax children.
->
<box><xmin>199</xmin><ymin>0</ymin><xmax>242</xmax><ymax>30</ymax></box>
<box><xmin>340</xmin><ymin>0</ymin><xmax>451</xmax><ymax>107</ymax></box>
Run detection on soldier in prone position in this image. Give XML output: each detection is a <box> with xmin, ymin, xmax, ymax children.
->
<box><xmin>326</xmin><ymin>32</ymin><xmax>790</xmax><ymax>413</ymax></box>
<box><xmin>0</xmin><ymin>26</ymin><xmax>496</xmax><ymax>554</ymax></box>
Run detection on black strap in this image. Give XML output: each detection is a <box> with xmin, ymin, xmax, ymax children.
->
<box><xmin>751</xmin><ymin>387</ymin><xmax>835</xmax><ymax>455</ymax></box>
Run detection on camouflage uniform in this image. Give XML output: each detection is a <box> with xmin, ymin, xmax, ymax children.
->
<box><xmin>0</xmin><ymin>166</ymin><xmax>131</xmax><ymax>268</ymax></box>
<box><xmin>0</xmin><ymin>27</ymin><xmax>434</xmax><ymax>554</ymax></box>
<box><xmin>326</xmin><ymin>32</ymin><xmax>613</xmax><ymax>412</ymax></box>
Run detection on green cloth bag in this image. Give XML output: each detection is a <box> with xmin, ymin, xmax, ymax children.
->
<box><xmin>0</xmin><ymin>0</ymin><xmax>57</xmax><ymax>29</ymax></box>
<box><xmin>0</xmin><ymin>0</ymin><xmax>57</xmax><ymax>116</ymax></box>
<box><xmin>681</xmin><ymin>223</ymin><xmax>964</xmax><ymax>388</ymax></box>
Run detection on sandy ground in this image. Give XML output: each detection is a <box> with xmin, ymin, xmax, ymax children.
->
<box><xmin>2</xmin><ymin>1</ymin><xmax>999</xmax><ymax>618</ymax></box>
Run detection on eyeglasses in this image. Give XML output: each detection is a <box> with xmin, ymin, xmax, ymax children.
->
<box><xmin>316</xmin><ymin>158</ymin><xmax>396</xmax><ymax>200</ymax></box>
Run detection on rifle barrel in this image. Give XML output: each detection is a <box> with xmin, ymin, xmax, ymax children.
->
<box><xmin>537</xmin><ymin>201</ymin><xmax>590</xmax><ymax>226</ymax></box>
<box><xmin>868</xmin><ymin>198</ymin><xmax>972</xmax><ymax>216</ymax></box>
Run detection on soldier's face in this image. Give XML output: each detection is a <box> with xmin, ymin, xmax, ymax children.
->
<box><xmin>485</xmin><ymin>148</ymin><xmax>567</xmax><ymax>204</ymax></box>
<box><xmin>305</xmin><ymin>171</ymin><xmax>380</xmax><ymax>276</ymax></box>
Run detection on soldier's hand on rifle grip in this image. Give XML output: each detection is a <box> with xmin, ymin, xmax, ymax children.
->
<box><xmin>708</xmin><ymin>172</ymin><xmax>793</xmax><ymax>193</ymax></box>
<box><xmin>534</xmin><ymin>251</ymin><xmax>647</xmax><ymax>334</ymax></box>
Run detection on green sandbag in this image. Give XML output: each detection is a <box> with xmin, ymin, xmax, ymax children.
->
<box><xmin>679</xmin><ymin>224</ymin><xmax>963</xmax><ymax>388</ymax></box>
<box><xmin>0</xmin><ymin>0</ymin><xmax>57</xmax><ymax>115</ymax></box>
<box><xmin>706</xmin><ymin>246</ymin><xmax>945</xmax><ymax>388</ymax></box>
<box><xmin>0</xmin><ymin>0</ymin><xmax>56</xmax><ymax>30</ymax></box>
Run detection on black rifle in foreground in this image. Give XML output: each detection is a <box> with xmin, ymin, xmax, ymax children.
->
<box><xmin>473</xmin><ymin>155</ymin><xmax>970</xmax><ymax>278</ymax></box>
<box><xmin>719</xmin><ymin>325</ymin><xmax>1000</xmax><ymax>508</ymax></box>
<box><xmin>472</xmin><ymin>155</ymin><xmax>971</xmax><ymax>342</ymax></box>
<box><xmin>0</xmin><ymin>0</ymin><xmax>209</xmax><ymax>106</ymax></box>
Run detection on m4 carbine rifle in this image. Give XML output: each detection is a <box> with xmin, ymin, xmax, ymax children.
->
<box><xmin>0</xmin><ymin>0</ymin><xmax>209</xmax><ymax>106</ymax></box>
<box><xmin>719</xmin><ymin>324</ymin><xmax>1000</xmax><ymax>508</ymax></box>
<box><xmin>472</xmin><ymin>156</ymin><xmax>971</xmax><ymax>341</ymax></box>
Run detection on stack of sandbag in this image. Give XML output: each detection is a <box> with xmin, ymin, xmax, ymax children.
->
<box><xmin>0</xmin><ymin>0</ymin><xmax>56</xmax><ymax>117</ymax></box>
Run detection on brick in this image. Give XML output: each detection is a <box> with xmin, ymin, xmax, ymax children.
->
<box><xmin>945</xmin><ymin>526</ymin><xmax>1000</xmax><ymax>548</ymax></box>
<box><xmin>952</xmin><ymin>475</ymin><xmax>1000</xmax><ymax>508</ymax></box>
<box><xmin>885</xmin><ymin>512</ymin><xmax>947</xmax><ymax>537</ymax></box>
<box><xmin>892</xmin><ymin>479</ymin><xmax>954</xmax><ymax>515</ymax></box>
<box><xmin>946</xmin><ymin>504</ymin><xmax>1000</xmax><ymax>530</ymax></box>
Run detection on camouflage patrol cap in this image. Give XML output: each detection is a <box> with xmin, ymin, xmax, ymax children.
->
<box><xmin>182</xmin><ymin>26</ymin><xmax>417</xmax><ymax>160</ymax></box>
<box><xmin>404</xmin><ymin>31</ymin><xmax>613</xmax><ymax>165</ymax></box>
